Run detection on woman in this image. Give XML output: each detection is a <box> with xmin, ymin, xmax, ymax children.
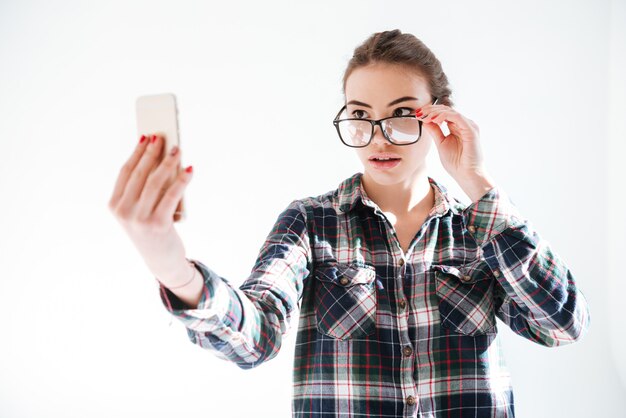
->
<box><xmin>109</xmin><ymin>29</ymin><xmax>590</xmax><ymax>417</ymax></box>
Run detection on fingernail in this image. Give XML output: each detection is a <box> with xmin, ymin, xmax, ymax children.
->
<box><xmin>185</xmin><ymin>165</ymin><xmax>193</xmax><ymax>173</ymax></box>
<box><xmin>416</xmin><ymin>111</ymin><xmax>423</xmax><ymax>117</ymax></box>
<box><xmin>139</xmin><ymin>135</ymin><xmax>147</xmax><ymax>144</ymax></box>
<box><xmin>151</xmin><ymin>135</ymin><xmax>157</xmax><ymax>143</ymax></box>
<box><xmin>416</xmin><ymin>108</ymin><xmax>422</xmax><ymax>113</ymax></box>
<box><xmin>170</xmin><ymin>145</ymin><xmax>179</xmax><ymax>156</ymax></box>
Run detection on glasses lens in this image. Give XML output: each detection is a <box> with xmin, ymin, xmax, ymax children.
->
<box><xmin>384</xmin><ymin>117</ymin><xmax>421</xmax><ymax>143</ymax></box>
<box><xmin>337</xmin><ymin>120</ymin><xmax>372</xmax><ymax>147</ymax></box>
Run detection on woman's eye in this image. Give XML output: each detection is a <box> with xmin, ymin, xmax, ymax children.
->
<box><xmin>351</xmin><ymin>109</ymin><xmax>367</xmax><ymax>119</ymax></box>
<box><xmin>393</xmin><ymin>107</ymin><xmax>413</xmax><ymax>117</ymax></box>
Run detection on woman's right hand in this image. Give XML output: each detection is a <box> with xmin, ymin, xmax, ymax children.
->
<box><xmin>108</xmin><ymin>134</ymin><xmax>194</xmax><ymax>281</ymax></box>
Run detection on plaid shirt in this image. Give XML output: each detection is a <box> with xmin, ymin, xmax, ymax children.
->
<box><xmin>158</xmin><ymin>172</ymin><xmax>590</xmax><ymax>418</ymax></box>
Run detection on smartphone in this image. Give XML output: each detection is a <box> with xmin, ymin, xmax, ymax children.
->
<box><xmin>135</xmin><ymin>93</ymin><xmax>186</xmax><ymax>222</ymax></box>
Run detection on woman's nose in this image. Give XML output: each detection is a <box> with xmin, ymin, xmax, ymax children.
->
<box><xmin>370</xmin><ymin>124</ymin><xmax>389</xmax><ymax>145</ymax></box>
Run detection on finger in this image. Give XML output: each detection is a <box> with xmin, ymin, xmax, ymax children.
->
<box><xmin>415</xmin><ymin>104</ymin><xmax>447</xmax><ymax>117</ymax></box>
<box><xmin>136</xmin><ymin>143</ymin><xmax>182</xmax><ymax>219</ymax></box>
<box><xmin>117</xmin><ymin>134</ymin><xmax>165</xmax><ymax>214</ymax></box>
<box><xmin>415</xmin><ymin>106</ymin><xmax>446</xmax><ymax>123</ymax></box>
<box><xmin>108</xmin><ymin>134</ymin><xmax>150</xmax><ymax>210</ymax></box>
<box><xmin>422</xmin><ymin>108</ymin><xmax>473</xmax><ymax>132</ymax></box>
<box><xmin>417</xmin><ymin>106</ymin><xmax>450</xmax><ymax>122</ymax></box>
<box><xmin>428</xmin><ymin>110</ymin><xmax>451</xmax><ymax>125</ymax></box>
<box><xmin>424</xmin><ymin>119</ymin><xmax>446</xmax><ymax>146</ymax></box>
<box><xmin>153</xmin><ymin>163</ymin><xmax>193</xmax><ymax>222</ymax></box>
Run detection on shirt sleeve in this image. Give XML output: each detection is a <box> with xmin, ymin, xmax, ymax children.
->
<box><xmin>462</xmin><ymin>186</ymin><xmax>590</xmax><ymax>347</ymax></box>
<box><xmin>157</xmin><ymin>198</ymin><xmax>312</xmax><ymax>368</ymax></box>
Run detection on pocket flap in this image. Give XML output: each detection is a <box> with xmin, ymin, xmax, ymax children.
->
<box><xmin>432</xmin><ymin>260</ymin><xmax>492</xmax><ymax>284</ymax></box>
<box><xmin>314</xmin><ymin>263</ymin><xmax>376</xmax><ymax>287</ymax></box>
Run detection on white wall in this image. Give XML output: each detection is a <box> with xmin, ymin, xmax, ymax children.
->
<box><xmin>0</xmin><ymin>0</ymin><xmax>624</xmax><ymax>417</ymax></box>
<box><xmin>608</xmin><ymin>0</ymin><xmax>626</xmax><ymax>394</ymax></box>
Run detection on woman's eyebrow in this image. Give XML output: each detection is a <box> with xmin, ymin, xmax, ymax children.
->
<box><xmin>346</xmin><ymin>96</ymin><xmax>419</xmax><ymax>108</ymax></box>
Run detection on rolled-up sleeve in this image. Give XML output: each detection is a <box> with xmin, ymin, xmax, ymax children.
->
<box><xmin>462</xmin><ymin>186</ymin><xmax>590</xmax><ymax>347</ymax></box>
<box><xmin>158</xmin><ymin>198</ymin><xmax>312</xmax><ymax>368</ymax></box>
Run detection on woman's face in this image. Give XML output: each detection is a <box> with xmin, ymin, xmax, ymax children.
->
<box><xmin>344</xmin><ymin>62</ymin><xmax>435</xmax><ymax>187</ymax></box>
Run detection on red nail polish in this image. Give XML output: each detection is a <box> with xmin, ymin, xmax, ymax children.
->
<box><xmin>139</xmin><ymin>135</ymin><xmax>146</xmax><ymax>143</ymax></box>
<box><xmin>185</xmin><ymin>165</ymin><xmax>193</xmax><ymax>173</ymax></box>
<box><xmin>416</xmin><ymin>108</ymin><xmax>422</xmax><ymax>114</ymax></box>
<box><xmin>416</xmin><ymin>111</ymin><xmax>423</xmax><ymax>117</ymax></box>
<box><xmin>151</xmin><ymin>135</ymin><xmax>157</xmax><ymax>143</ymax></box>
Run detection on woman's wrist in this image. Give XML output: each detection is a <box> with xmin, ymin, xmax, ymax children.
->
<box><xmin>456</xmin><ymin>170</ymin><xmax>497</xmax><ymax>203</ymax></box>
<box><xmin>157</xmin><ymin>259</ymin><xmax>205</xmax><ymax>309</ymax></box>
<box><xmin>156</xmin><ymin>258</ymin><xmax>197</xmax><ymax>289</ymax></box>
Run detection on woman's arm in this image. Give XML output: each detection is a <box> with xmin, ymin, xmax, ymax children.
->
<box><xmin>462</xmin><ymin>186</ymin><xmax>591</xmax><ymax>347</ymax></box>
<box><xmin>157</xmin><ymin>198</ymin><xmax>312</xmax><ymax>368</ymax></box>
<box><xmin>417</xmin><ymin>101</ymin><xmax>590</xmax><ymax>345</ymax></box>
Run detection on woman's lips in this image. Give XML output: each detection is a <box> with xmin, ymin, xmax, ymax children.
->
<box><xmin>369</xmin><ymin>158</ymin><xmax>401</xmax><ymax>170</ymax></box>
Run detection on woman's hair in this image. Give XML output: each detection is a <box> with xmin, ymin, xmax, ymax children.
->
<box><xmin>342</xmin><ymin>29</ymin><xmax>454</xmax><ymax>107</ymax></box>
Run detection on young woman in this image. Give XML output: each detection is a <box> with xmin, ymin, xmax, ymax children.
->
<box><xmin>109</xmin><ymin>29</ymin><xmax>590</xmax><ymax>417</ymax></box>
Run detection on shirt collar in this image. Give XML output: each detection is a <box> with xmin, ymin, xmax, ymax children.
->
<box><xmin>336</xmin><ymin>172</ymin><xmax>462</xmax><ymax>218</ymax></box>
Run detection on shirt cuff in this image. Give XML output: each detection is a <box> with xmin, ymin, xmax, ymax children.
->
<box><xmin>157</xmin><ymin>258</ymin><xmax>240</xmax><ymax>333</ymax></box>
<box><xmin>461</xmin><ymin>186</ymin><xmax>526</xmax><ymax>247</ymax></box>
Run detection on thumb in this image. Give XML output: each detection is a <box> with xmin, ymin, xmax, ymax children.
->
<box><xmin>425</xmin><ymin>121</ymin><xmax>446</xmax><ymax>147</ymax></box>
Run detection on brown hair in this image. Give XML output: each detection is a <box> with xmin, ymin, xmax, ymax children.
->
<box><xmin>342</xmin><ymin>29</ymin><xmax>454</xmax><ymax>107</ymax></box>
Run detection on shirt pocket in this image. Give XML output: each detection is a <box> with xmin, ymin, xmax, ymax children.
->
<box><xmin>432</xmin><ymin>263</ymin><xmax>497</xmax><ymax>336</ymax></box>
<box><xmin>313</xmin><ymin>262</ymin><xmax>377</xmax><ymax>341</ymax></box>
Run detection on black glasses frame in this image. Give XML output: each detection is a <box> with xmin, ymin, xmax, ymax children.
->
<box><xmin>332</xmin><ymin>97</ymin><xmax>439</xmax><ymax>148</ymax></box>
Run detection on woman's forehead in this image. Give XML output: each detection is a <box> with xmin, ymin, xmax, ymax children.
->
<box><xmin>345</xmin><ymin>63</ymin><xmax>430</xmax><ymax>103</ymax></box>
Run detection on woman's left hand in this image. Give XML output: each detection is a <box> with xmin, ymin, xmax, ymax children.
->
<box><xmin>416</xmin><ymin>104</ymin><xmax>487</xmax><ymax>181</ymax></box>
<box><xmin>416</xmin><ymin>104</ymin><xmax>498</xmax><ymax>202</ymax></box>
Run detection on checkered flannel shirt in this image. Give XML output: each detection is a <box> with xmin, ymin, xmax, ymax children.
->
<box><xmin>158</xmin><ymin>172</ymin><xmax>590</xmax><ymax>417</ymax></box>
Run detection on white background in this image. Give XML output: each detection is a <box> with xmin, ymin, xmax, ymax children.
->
<box><xmin>1</xmin><ymin>0</ymin><xmax>625</xmax><ymax>417</ymax></box>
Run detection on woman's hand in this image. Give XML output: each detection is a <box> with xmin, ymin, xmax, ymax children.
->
<box><xmin>108</xmin><ymin>134</ymin><xmax>193</xmax><ymax>282</ymax></box>
<box><xmin>416</xmin><ymin>104</ymin><xmax>497</xmax><ymax>202</ymax></box>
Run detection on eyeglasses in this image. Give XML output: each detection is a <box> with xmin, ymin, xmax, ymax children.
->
<box><xmin>333</xmin><ymin>97</ymin><xmax>439</xmax><ymax>148</ymax></box>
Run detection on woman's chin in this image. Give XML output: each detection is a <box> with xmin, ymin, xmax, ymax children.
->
<box><xmin>363</xmin><ymin>168</ymin><xmax>407</xmax><ymax>186</ymax></box>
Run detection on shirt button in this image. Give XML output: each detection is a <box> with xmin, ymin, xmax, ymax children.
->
<box><xmin>398</xmin><ymin>299</ymin><xmax>406</xmax><ymax>310</ymax></box>
<box><xmin>339</xmin><ymin>277</ymin><xmax>350</xmax><ymax>285</ymax></box>
<box><xmin>402</xmin><ymin>345</ymin><xmax>413</xmax><ymax>357</ymax></box>
<box><xmin>399</xmin><ymin>259</ymin><xmax>405</xmax><ymax>266</ymax></box>
<box><xmin>468</xmin><ymin>225</ymin><xmax>476</xmax><ymax>233</ymax></box>
<box><xmin>406</xmin><ymin>395</ymin><xmax>416</xmax><ymax>406</ymax></box>
<box><xmin>461</xmin><ymin>275</ymin><xmax>472</xmax><ymax>283</ymax></box>
<box><xmin>493</xmin><ymin>269</ymin><xmax>501</xmax><ymax>278</ymax></box>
